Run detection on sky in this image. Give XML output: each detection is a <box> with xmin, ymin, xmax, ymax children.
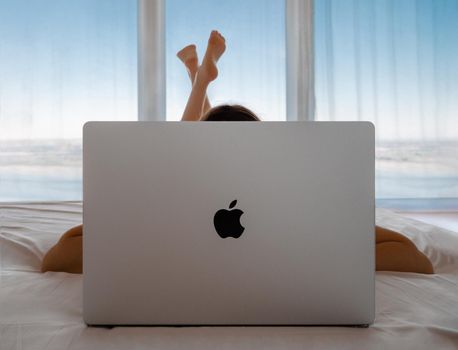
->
<box><xmin>0</xmin><ymin>0</ymin><xmax>456</xmax><ymax>140</ymax></box>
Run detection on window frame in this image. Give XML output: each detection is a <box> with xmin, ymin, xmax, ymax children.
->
<box><xmin>138</xmin><ymin>0</ymin><xmax>166</xmax><ymax>121</ymax></box>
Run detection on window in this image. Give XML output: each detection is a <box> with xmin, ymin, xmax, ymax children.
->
<box><xmin>2</xmin><ymin>0</ymin><xmax>456</xmax><ymax>209</ymax></box>
<box><xmin>314</xmin><ymin>0</ymin><xmax>458</xmax><ymax>209</ymax></box>
<box><xmin>0</xmin><ymin>0</ymin><xmax>137</xmax><ymax>201</ymax></box>
<box><xmin>165</xmin><ymin>0</ymin><xmax>286</xmax><ymax>121</ymax></box>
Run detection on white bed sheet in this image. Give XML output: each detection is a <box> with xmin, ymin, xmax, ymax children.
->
<box><xmin>1</xmin><ymin>202</ymin><xmax>457</xmax><ymax>350</ymax></box>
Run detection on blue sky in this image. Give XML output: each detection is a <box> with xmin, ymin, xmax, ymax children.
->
<box><xmin>0</xmin><ymin>0</ymin><xmax>456</xmax><ymax>140</ymax></box>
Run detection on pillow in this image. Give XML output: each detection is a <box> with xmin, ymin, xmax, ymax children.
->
<box><xmin>0</xmin><ymin>202</ymin><xmax>82</xmax><ymax>272</ymax></box>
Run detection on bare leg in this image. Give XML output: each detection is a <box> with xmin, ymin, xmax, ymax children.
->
<box><xmin>181</xmin><ymin>31</ymin><xmax>226</xmax><ymax>121</ymax></box>
<box><xmin>177</xmin><ymin>44</ymin><xmax>211</xmax><ymax>114</ymax></box>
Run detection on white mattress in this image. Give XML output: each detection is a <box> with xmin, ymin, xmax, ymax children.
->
<box><xmin>1</xmin><ymin>202</ymin><xmax>457</xmax><ymax>349</ymax></box>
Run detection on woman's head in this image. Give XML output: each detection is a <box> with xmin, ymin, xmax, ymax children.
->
<box><xmin>201</xmin><ymin>104</ymin><xmax>261</xmax><ymax>121</ymax></box>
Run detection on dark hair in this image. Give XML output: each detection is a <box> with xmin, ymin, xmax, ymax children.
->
<box><xmin>201</xmin><ymin>104</ymin><xmax>261</xmax><ymax>121</ymax></box>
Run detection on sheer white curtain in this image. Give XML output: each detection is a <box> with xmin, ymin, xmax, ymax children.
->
<box><xmin>0</xmin><ymin>0</ymin><xmax>137</xmax><ymax>201</ymax></box>
<box><xmin>314</xmin><ymin>0</ymin><xmax>458</xmax><ymax>209</ymax></box>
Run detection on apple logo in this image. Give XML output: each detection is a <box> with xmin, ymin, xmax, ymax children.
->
<box><xmin>213</xmin><ymin>200</ymin><xmax>245</xmax><ymax>238</ymax></box>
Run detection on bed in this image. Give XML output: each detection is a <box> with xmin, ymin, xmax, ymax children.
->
<box><xmin>1</xmin><ymin>201</ymin><xmax>457</xmax><ymax>349</ymax></box>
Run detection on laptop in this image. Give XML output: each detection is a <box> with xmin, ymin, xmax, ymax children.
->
<box><xmin>83</xmin><ymin>121</ymin><xmax>375</xmax><ymax>326</ymax></box>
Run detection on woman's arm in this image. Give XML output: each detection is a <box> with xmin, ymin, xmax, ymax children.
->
<box><xmin>41</xmin><ymin>224</ymin><xmax>83</xmax><ymax>274</ymax></box>
<box><xmin>375</xmin><ymin>225</ymin><xmax>434</xmax><ymax>274</ymax></box>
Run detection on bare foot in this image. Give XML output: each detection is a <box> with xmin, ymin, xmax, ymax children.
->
<box><xmin>197</xmin><ymin>31</ymin><xmax>226</xmax><ymax>84</ymax></box>
<box><xmin>177</xmin><ymin>44</ymin><xmax>199</xmax><ymax>80</ymax></box>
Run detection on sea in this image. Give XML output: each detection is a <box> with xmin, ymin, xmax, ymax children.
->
<box><xmin>1</xmin><ymin>139</ymin><xmax>457</xmax><ymax>210</ymax></box>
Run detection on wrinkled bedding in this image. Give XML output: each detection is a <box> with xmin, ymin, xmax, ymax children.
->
<box><xmin>1</xmin><ymin>202</ymin><xmax>457</xmax><ymax>350</ymax></box>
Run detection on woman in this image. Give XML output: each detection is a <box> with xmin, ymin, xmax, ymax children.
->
<box><xmin>42</xmin><ymin>31</ymin><xmax>433</xmax><ymax>275</ymax></box>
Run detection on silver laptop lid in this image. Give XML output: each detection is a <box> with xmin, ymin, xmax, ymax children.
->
<box><xmin>83</xmin><ymin>121</ymin><xmax>375</xmax><ymax>326</ymax></box>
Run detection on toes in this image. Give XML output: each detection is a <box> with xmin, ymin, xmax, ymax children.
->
<box><xmin>211</xmin><ymin>30</ymin><xmax>224</xmax><ymax>40</ymax></box>
<box><xmin>177</xmin><ymin>44</ymin><xmax>196</xmax><ymax>54</ymax></box>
